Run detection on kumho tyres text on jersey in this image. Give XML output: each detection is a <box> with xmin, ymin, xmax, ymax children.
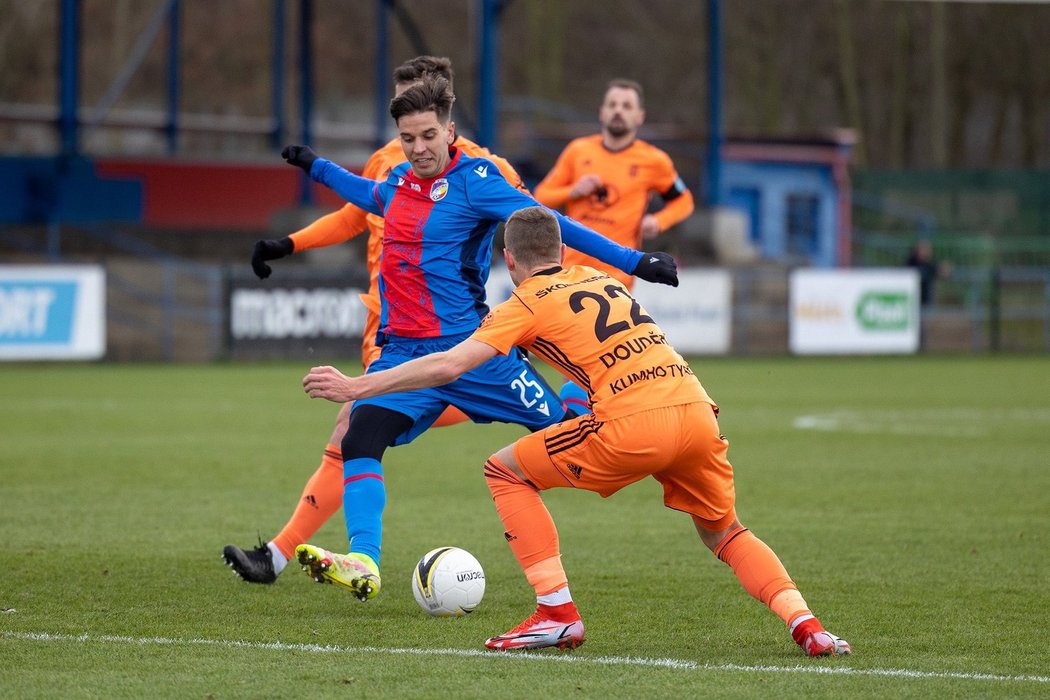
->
<box><xmin>599</xmin><ymin>330</ymin><xmax>671</xmax><ymax>368</ymax></box>
<box><xmin>609</xmin><ymin>361</ymin><xmax>695</xmax><ymax>395</ymax></box>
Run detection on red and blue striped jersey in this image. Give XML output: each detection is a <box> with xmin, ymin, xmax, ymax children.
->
<box><xmin>311</xmin><ymin>148</ymin><xmax>643</xmax><ymax>340</ymax></box>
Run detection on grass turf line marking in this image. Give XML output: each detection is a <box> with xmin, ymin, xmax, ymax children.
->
<box><xmin>5</xmin><ymin>631</ymin><xmax>1050</xmax><ymax>685</ymax></box>
<box><xmin>792</xmin><ymin>407</ymin><xmax>1050</xmax><ymax>438</ymax></box>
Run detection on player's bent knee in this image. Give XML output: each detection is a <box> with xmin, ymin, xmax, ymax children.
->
<box><xmin>693</xmin><ymin>515</ymin><xmax>743</xmax><ymax>552</ymax></box>
<box><xmin>341</xmin><ymin>405</ymin><xmax>413</xmax><ymax>461</ymax></box>
<box><xmin>494</xmin><ymin>445</ymin><xmax>528</xmax><ymax>479</ymax></box>
<box><xmin>484</xmin><ymin>445</ymin><xmax>530</xmax><ymax>487</ymax></box>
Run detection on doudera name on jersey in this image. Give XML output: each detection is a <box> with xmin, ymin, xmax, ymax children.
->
<box><xmin>599</xmin><ymin>330</ymin><xmax>671</xmax><ymax>368</ymax></box>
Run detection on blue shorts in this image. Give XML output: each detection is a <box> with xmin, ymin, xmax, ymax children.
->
<box><xmin>355</xmin><ymin>333</ymin><xmax>566</xmax><ymax>446</ymax></box>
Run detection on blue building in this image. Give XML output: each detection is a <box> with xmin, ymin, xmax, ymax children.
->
<box><xmin>721</xmin><ymin>131</ymin><xmax>856</xmax><ymax>268</ymax></box>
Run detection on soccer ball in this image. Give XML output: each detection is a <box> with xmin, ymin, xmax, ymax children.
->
<box><xmin>411</xmin><ymin>547</ymin><xmax>485</xmax><ymax>617</ymax></box>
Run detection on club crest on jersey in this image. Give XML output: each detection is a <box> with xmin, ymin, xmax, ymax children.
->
<box><xmin>430</xmin><ymin>179</ymin><xmax>449</xmax><ymax>201</ymax></box>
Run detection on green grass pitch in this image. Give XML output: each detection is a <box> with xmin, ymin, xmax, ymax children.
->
<box><xmin>1</xmin><ymin>356</ymin><xmax>1048</xmax><ymax>698</ymax></box>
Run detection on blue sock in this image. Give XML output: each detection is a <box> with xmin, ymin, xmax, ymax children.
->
<box><xmin>342</xmin><ymin>457</ymin><xmax>385</xmax><ymax>567</ymax></box>
<box><xmin>559</xmin><ymin>381</ymin><xmax>592</xmax><ymax>416</ymax></box>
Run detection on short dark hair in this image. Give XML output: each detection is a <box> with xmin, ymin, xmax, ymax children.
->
<box><xmin>390</xmin><ymin>75</ymin><xmax>455</xmax><ymax>124</ymax></box>
<box><xmin>504</xmin><ymin>206</ymin><xmax>562</xmax><ymax>268</ymax></box>
<box><xmin>605</xmin><ymin>78</ymin><xmax>644</xmax><ymax>108</ymax></box>
<box><xmin>392</xmin><ymin>55</ymin><xmax>454</xmax><ymax>88</ymax></box>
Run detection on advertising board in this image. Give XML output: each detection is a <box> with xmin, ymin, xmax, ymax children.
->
<box><xmin>0</xmin><ymin>265</ymin><xmax>106</xmax><ymax>360</ymax></box>
<box><xmin>789</xmin><ymin>268</ymin><xmax>920</xmax><ymax>354</ymax></box>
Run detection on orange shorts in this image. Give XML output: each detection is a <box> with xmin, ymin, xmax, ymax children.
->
<box><xmin>513</xmin><ymin>402</ymin><xmax>737</xmax><ymax>529</ymax></box>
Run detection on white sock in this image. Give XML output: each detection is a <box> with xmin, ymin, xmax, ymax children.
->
<box><xmin>789</xmin><ymin>613</ymin><xmax>815</xmax><ymax>634</ymax></box>
<box><xmin>267</xmin><ymin>542</ymin><xmax>288</xmax><ymax>576</ymax></box>
<box><xmin>537</xmin><ymin>586</ymin><xmax>573</xmax><ymax>606</ymax></box>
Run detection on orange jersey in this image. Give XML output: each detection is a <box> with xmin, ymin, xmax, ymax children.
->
<box><xmin>471</xmin><ymin>265</ymin><xmax>711</xmax><ymax>421</ymax></box>
<box><xmin>533</xmin><ymin>135</ymin><xmax>694</xmax><ymax>288</ymax></box>
<box><xmin>287</xmin><ymin>136</ymin><xmax>527</xmax><ymax>365</ymax></box>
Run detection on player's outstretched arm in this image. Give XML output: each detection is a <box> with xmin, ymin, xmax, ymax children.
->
<box><xmin>251</xmin><ymin>200</ymin><xmax>371</xmax><ymax>279</ymax></box>
<box><xmin>282</xmin><ymin>145</ymin><xmax>383</xmax><ymax>216</ymax></box>
<box><xmin>552</xmin><ymin>210</ymin><xmax>642</xmax><ymax>274</ymax></box>
<box><xmin>554</xmin><ymin>211</ymin><xmax>679</xmax><ymax>286</ymax></box>
<box><xmin>288</xmin><ymin>205</ymin><xmax>369</xmax><ymax>252</ymax></box>
<box><xmin>303</xmin><ymin>339</ymin><xmax>498</xmax><ymax>403</ymax></box>
<box><xmin>253</xmin><ymin>169</ymin><xmax>372</xmax><ymax>279</ymax></box>
<box><xmin>251</xmin><ymin>238</ymin><xmax>294</xmax><ymax>279</ymax></box>
<box><xmin>631</xmin><ymin>251</ymin><xmax>679</xmax><ymax>287</ymax></box>
<box><xmin>465</xmin><ymin>163</ymin><xmax>677</xmax><ymax>287</ymax></box>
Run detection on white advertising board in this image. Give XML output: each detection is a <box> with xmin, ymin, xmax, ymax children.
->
<box><xmin>486</xmin><ymin>265</ymin><xmax>732</xmax><ymax>355</ymax></box>
<box><xmin>0</xmin><ymin>265</ymin><xmax>106</xmax><ymax>360</ymax></box>
<box><xmin>631</xmin><ymin>269</ymin><xmax>732</xmax><ymax>355</ymax></box>
<box><xmin>789</xmin><ymin>268</ymin><xmax>919</xmax><ymax>355</ymax></box>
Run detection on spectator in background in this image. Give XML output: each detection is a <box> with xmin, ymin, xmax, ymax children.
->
<box><xmin>906</xmin><ymin>240</ymin><xmax>950</xmax><ymax>306</ymax></box>
<box><xmin>535</xmin><ymin>78</ymin><xmax>694</xmax><ymax>414</ymax></box>
<box><xmin>534</xmin><ymin>79</ymin><xmax>694</xmax><ymax>292</ymax></box>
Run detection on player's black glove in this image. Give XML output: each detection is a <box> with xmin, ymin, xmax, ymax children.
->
<box><xmin>251</xmin><ymin>237</ymin><xmax>294</xmax><ymax>279</ymax></box>
<box><xmin>632</xmin><ymin>251</ymin><xmax>679</xmax><ymax>287</ymax></box>
<box><xmin>281</xmin><ymin>145</ymin><xmax>318</xmax><ymax>174</ymax></box>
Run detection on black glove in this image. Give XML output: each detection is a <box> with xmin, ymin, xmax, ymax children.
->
<box><xmin>251</xmin><ymin>237</ymin><xmax>294</xmax><ymax>279</ymax></box>
<box><xmin>632</xmin><ymin>251</ymin><xmax>679</xmax><ymax>287</ymax></box>
<box><xmin>281</xmin><ymin>145</ymin><xmax>318</xmax><ymax>175</ymax></box>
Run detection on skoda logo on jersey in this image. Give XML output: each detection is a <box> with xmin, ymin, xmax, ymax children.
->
<box><xmin>430</xmin><ymin>179</ymin><xmax>449</xmax><ymax>202</ymax></box>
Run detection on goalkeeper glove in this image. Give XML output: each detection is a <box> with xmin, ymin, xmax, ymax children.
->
<box><xmin>632</xmin><ymin>252</ymin><xmax>679</xmax><ymax>287</ymax></box>
<box><xmin>281</xmin><ymin>145</ymin><xmax>318</xmax><ymax>174</ymax></box>
<box><xmin>251</xmin><ymin>237</ymin><xmax>294</xmax><ymax>279</ymax></box>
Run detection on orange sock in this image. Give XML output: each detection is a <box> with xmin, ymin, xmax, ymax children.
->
<box><xmin>433</xmin><ymin>405</ymin><xmax>469</xmax><ymax>428</ymax></box>
<box><xmin>484</xmin><ymin>456</ymin><xmax>567</xmax><ymax>596</ymax></box>
<box><xmin>271</xmin><ymin>444</ymin><xmax>344</xmax><ymax>558</ymax></box>
<box><xmin>713</xmin><ymin>525</ymin><xmax>811</xmax><ymax>626</ymax></box>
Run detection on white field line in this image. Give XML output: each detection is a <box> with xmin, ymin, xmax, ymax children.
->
<box><xmin>791</xmin><ymin>407</ymin><xmax>1050</xmax><ymax>438</ymax></box>
<box><xmin>3</xmin><ymin>631</ymin><xmax>1049</xmax><ymax>685</ymax></box>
